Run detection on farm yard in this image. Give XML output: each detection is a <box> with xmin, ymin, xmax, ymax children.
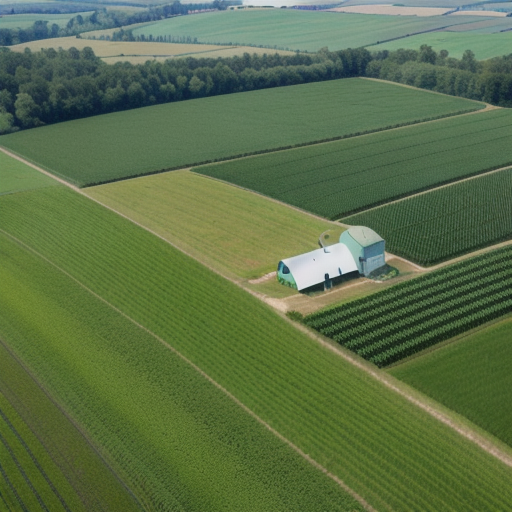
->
<box><xmin>344</xmin><ymin>168</ymin><xmax>512</xmax><ymax>265</ymax></box>
<box><xmin>390</xmin><ymin>316</ymin><xmax>512</xmax><ymax>448</ymax></box>
<box><xmin>2</xmin><ymin>2</ymin><xmax>512</xmax><ymax>508</ymax></box>
<box><xmin>86</xmin><ymin>170</ymin><xmax>333</xmax><ymax>280</ymax></box>
<box><xmin>0</xmin><ymin>78</ymin><xmax>483</xmax><ymax>187</ymax></box>
<box><xmin>304</xmin><ymin>246</ymin><xmax>512</xmax><ymax>367</ymax></box>
<box><xmin>2</xmin><ymin>184</ymin><xmax>512</xmax><ymax>511</ymax></box>
<box><xmin>197</xmin><ymin>108</ymin><xmax>511</xmax><ymax>219</ymax></box>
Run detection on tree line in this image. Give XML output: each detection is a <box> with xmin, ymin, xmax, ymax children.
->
<box><xmin>0</xmin><ymin>46</ymin><xmax>370</xmax><ymax>134</ymax></box>
<box><xmin>0</xmin><ymin>44</ymin><xmax>511</xmax><ymax>135</ymax></box>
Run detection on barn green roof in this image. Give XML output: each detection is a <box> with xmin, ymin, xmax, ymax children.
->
<box><xmin>346</xmin><ymin>226</ymin><xmax>383</xmax><ymax>247</ymax></box>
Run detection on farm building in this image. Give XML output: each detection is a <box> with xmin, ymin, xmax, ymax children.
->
<box><xmin>339</xmin><ymin>226</ymin><xmax>385</xmax><ymax>277</ymax></box>
<box><xmin>277</xmin><ymin>226</ymin><xmax>385</xmax><ymax>291</ymax></box>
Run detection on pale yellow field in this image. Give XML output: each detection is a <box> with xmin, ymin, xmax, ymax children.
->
<box><xmin>449</xmin><ymin>10</ymin><xmax>507</xmax><ymax>17</ymax></box>
<box><xmin>86</xmin><ymin>170</ymin><xmax>335</xmax><ymax>280</ymax></box>
<box><xmin>8</xmin><ymin>37</ymin><xmax>294</xmax><ymax>63</ymax></box>
<box><xmin>327</xmin><ymin>5</ymin><xmax>451</xmax><ymax>16</ymax></box>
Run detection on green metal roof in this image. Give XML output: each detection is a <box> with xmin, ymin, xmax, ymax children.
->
<box><xmin>347</xmin><ymin>226</ymin><xmax>383</xmax><ymax>248</ymax></box>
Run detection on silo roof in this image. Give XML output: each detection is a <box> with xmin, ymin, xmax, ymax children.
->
<box><xmin>347</xmin><ymin>226</ymin><xmax>383</xmax><ymax>247</ymax></box>
<box><xmin>281</xmin><ymin>243</ymin><xmax>358</xmax><ymax>291</ymax></box>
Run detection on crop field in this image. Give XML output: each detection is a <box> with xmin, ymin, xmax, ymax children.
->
<box><xmin>390</xmin><ymin>316</ymin><xmax>512</xmax><ymax>447</ymax></box>
<box><xmin>131</xmin><ymin>10</ymin><xmax>490</xmax><ymax>52</ymax></box>
<box><xmin>0</xmin><ymin>230</ymin><xmax>361</xmax><ymax>512</ymax></box>
<box><xmin>343</xmin><ymin>168</ymin><xmax>512</xmax><ymax>265</ymax></box>
<box><xmin>0</xmin><ymin>151</ymin><xmax>57</xmax><ymax>195</ymax></box>
<box><xmin>0</xmin><ymin>78</ymin><xmax>483</xmax><ymax>187</ymax></box>
<box><xmin>2</xmin><ymin>186</ymin><xmax>512</xmax><ymax>511</ymax></box>
<box><xmin>0</xmin><ymin>12</ymin><xmax>92</xmax><ymax>29</ymax></box>
<box><xmin>305</xmin><ymin>246</ymin><xmax>512</xmax><ymax>367</ymax></box>
<box><xmin>86</xmin><ymin>171</ymin><xmax>332</xmax><ymax>279</ymax></box>
<box><xmin>8</xmin><ymin>37</ymin><xmax>295</xmax><ymax>63</ymax></box>
<box><xmin>370</xmin><ymin>30</ymin><xmax>512</xmax><ymax>60</ymax></box>
<box><xmin>197</xmin><ymin>108</ymin><xmax>511</xmax><ymax>219</ymax></box>
<box><xmin>0</xmin><ymin>343</ymin><xmax>142</xmax><ymax>512</ymax></box>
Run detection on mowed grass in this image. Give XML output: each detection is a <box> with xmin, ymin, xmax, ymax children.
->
<box><xmin>0</xmin><ymin>343</ymin><xmax>143</xmax><ymax>512</ymax></box>
<box><xmin>0</xmin><ymin>151</ymin><xmax>57</xmax><ymax>195</ymax></box>
<box><xmin>390</xmin><ymin>316</ymin><xmax>512</xmax><ymax>448</ymax></box>
<box><xmin>2</xmin><ymin>186</ymin><xmax>512</xmax><ymax>511</ymax></box>
<box><xmin>370</xmin><ymin>30</ymin><xmax>512</xmax><ymax>60</ymax></box>
<box><xmin>197</xmin><ymin>108</ymin><xmax>511</xmax><ymax>219</ymax></box>
<box><xmin>131</xmin><ymin>9</ymin><xmax>489</xmax><ymax>52</ymax></box>
<box><xmin>0</xmin><ymin>232</ymin><xmax>361</xmax><ymax>512</ymax></box>
<box><xmin>86</xmin><ymin>171</ymin><xmax>333</xmax><ymax>279</ymax></box>
<box><xmin>0</xmin><ymin>78</ymin><xmax>484</xmax><ymax>187</ymax></box>
<box><xmin>343</xmin><ymin>168</ymin><xmax>512</xmax><ymax>265</ymax></box>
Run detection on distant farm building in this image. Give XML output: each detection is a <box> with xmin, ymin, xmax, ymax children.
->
<box><xmin>277</xmin><ymin>226</ymin><xmax>385</xmax><ymax>291</ymax></box>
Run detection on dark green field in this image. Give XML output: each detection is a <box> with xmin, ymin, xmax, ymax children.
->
<box><xmin>305</xmin><ymin>246</ymin><xmax>512</xmax><ymax>367</ymax></box>
<box><xmin>343</xmin><ymin>168</ymin><xmax>512</xmax><ymax>265</ymax></box>
<box><xmin>0</xmin><ymin>79</ymin><xmax>483</xmax><ymax>186</ymax></box>
<box><xmin>390</xmin><ymin>317</ymin><xmax>512</xmax><ymax>448</ymax></box>
<box><xmin>197</xmin><ymin>108</ymin><xmax>511</xmax><ymax>219</ymax></box>
<box><xmin>2</xmin><ymin>186</ymin><xmax>512</xmax><ymax>510</ymax></box>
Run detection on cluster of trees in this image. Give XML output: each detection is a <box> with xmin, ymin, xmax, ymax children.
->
<box><xmin>0</xmin><ymin>1</ymin><xmax>232</xmax><ymax>46</ymax></box>
<box><xmin>0</xmin><ymin>46</ymin><xmax>370</xmax><ymax>133</ymax></box>
<box><xmin>367</xmin><ymin>46</ymin><xmax>512</xmax><ymax>107</ymax></box>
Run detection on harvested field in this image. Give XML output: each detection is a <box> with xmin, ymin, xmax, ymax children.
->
<box><xmin>0</xmin><ymin>78</ymin><xmax>482</xmax><ymax>187</ymax></box>
<box><xmin>2</xmin><ymin>185</ymin><xmax>512</xmax><ymax>511</ymax></box>
<box><xmin>390</xmin><ymin>316</ymin><xmax>512</xmax><ymax>447</ymax></box>
<box><xmin>450</xmin><ymin>10</ymin><xmax>508</xmax><ymax>17</ymax></box>
<box><xmin>327</xmin><ymin>5</ymin><xmax>451</xmax><ymax>16</ymax></box>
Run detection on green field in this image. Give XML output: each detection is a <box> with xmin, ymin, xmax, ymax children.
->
<box><xmin>0</xmin><ymin>151</ymin><xmax>57</xmax><ymax>195</ymax></box>
<box><xmin>131</xmin><ymin>10</ymin><xmax>491</xmax><ymax>52</ymax></box>
<box><xmin>305</xmin><ymin>246</ymin><xmax>512</xmax><ymax>367</ymax></box>
<box><xmin>0</xmin><ymin>78</ymin><xmax>484</xmax><ymax>187</ymax></box>
<box><xmin>86</xmin><ymin>171</ymin><xmax>332</xmax><ymax>280</ymax></box>
<box><xmin>0</xmin><ymin>12</ymin><xmax>92</xmax><ymax>29</ymax></box>
<box><xmin>390</xmin><ymin>316</ymin><xmax>512</xmax><ymax>448</ymax></box>
<box><xmin>343</xmin><ymin>168</ymin><xmax>512</xmax><ymax>265</ymax></box>
<box><xmin>0</xmin><ymin>230</ymin><xmax>361</xmax><ymax>512</ymax></box>
<box><xmin>2</xmin><ymin>186</ymin><xmax>512</xmax><ymax>510</ymax></box>
<box><xmin>370</xmin><ymin>30</ymin><xmax>512</xmax><ymax>60</ymax></box>
<box><xmin>197</xmin><ymin>108</ymin><xmax>511</xmax><ymax>219</ymax></box>
<box><xmin>0</xmin><ymin>343</ymin><xmax>143</xmax><ymax>512</ymax></box>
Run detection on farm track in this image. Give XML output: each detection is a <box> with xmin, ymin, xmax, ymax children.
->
<box><xmin>3</xmin><ymin>138</ymin><xmax>512</xmax><ymax>474</ymax></box>
<box><xmin>0</xmin><ymin>229</ymin><xmax>376</xmax><ymax>512</ymax></box>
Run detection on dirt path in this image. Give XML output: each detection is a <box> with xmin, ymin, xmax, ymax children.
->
<box><xmin>3</xmin><ymin>142</ymin><xmax>512</xmax><ymax>477</ymax></box>
<box><xmin>0</xmin><ymin>229</ymin><xmax>377</xmax><ymax>512</ymax></box>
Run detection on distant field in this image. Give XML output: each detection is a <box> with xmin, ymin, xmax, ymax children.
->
<box><xmin>131</xmin><ymin>10</ymin><xmax>490</xmax><ymax>52</ymax></box>
<box><xmin>0</xmin><ymin>151</ymin><xmax>56</xmax><ymax>195</ymax></box>
<box><xmin>390</xmin><ymin>316</ymin><xmax>512</xmax><ymax>447</ymax></box>
<box><xmin>370</xmin><ymin>31</ymin><xmax>512</xmax><ymax>59</ymax></box>
<box><xmin>0</xmin><ymin>343</ymin><xmax>142</xmax><ymax>512</ymax></box>
<box><xmin>197</xmin><ymin>109</ymin><xmax>511</xmax><ymax>220</ymax></box>
<box><xmin>0</xmin><ymin>12</ymin><xmax>91</xmax><ymax>29</ymax></box>
<box><xmin>305</xmin><ymin>246</ymin><xmax>512</xmax><ymax>367</ymax></box>
<box><xmin>0</xmin><ymin>78</ymin><xmax>483</xmax><ymax>187</ymax></box>
<box><xmin>0</xmin><ymin>229</ymin><xmax>360</xmax><ymax>512</ymax></box>
<box><xmin>9</xmin><ymin>37</ymin><xmax>295</xmax><ymax>63</ymax></box>
<box><xmin>86</xmin><ymin>171</ymin><xmax>332</xmax><ymax>279</ymax></box>
<box><xmin>3</xmin><ymin>186</ymin><xmax>512</xmax><ymax>510</ymax></box>
<box><xmin>344</xmin><ymin>168</ymin><xmax>512</xmax><ymax>265</ymax></box>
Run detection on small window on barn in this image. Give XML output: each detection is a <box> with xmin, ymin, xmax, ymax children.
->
<box><xmin>282</xmin><ymin>264</ymin><xmax>290</xmax><ymax>275</ymax></box>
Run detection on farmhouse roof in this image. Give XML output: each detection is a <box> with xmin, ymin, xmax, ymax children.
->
<box><xmin>346</xmin><ymin>226</ymin><xmax>383</xmax><ymax>247</ymax></box>
<box><xmin>281</xmin><ymin>243</ymin><xmax>358</xmax><ymax>291</ymax></box>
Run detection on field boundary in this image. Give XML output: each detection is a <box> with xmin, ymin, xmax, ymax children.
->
<box><xmin>4</xmin><ymin>147</ymin><xmax>512</xmax><ymax>470</ymax></box>
<box><xmin>0</xmin><ymin>228</ymin><xmax>376</xmax><ymax>512</ymax></box>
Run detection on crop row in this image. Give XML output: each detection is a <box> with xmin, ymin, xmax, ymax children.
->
<box><xmin>2</xmin><ymin>187</ymin><xmax>512</xmax><ymax>511</ymax></box>
<box><xmin>344</xmin><ymin>168</ymin><xmax>512</xmax><ymax>265</ymax></box>
<box><xmin>197</xmin><ymin>109</ymin><xmax>512</xmax><ymax>219</ymax></box>
<box><xmin>305</xmin><ymin>245</ymin><xmax>512</xmax><ymax>366</ymax></box>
